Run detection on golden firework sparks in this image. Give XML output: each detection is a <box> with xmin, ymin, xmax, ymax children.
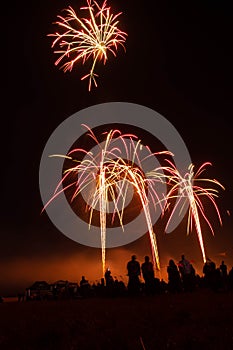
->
<box><xmin>162</xmin><ymin>161</ymin><xmax>225</xmax><ymax>263</ymax></box>
<box><xmin>48</xmin><ymin>0</ymin><xmax>127</xmax><ymax>90</ymax></box>
<box><xmin>42</xmin><ymin>126</ymin><xmax>170</xmax><ymax>275</ymax></box>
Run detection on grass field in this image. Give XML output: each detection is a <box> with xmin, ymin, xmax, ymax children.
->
<box><xmin>0</xmin><ymin>290</ymin><xmax>233</xmax><ymax>350</ymax></box>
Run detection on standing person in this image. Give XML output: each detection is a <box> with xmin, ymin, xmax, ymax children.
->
<box><xmin>167</xmin><ymin>259</ymin><xmax>182</xmax><ymax>293</ymax></box>
<box><xmin>105</xmin><ymin>268</ymin><xmax>114</xmax><ymax>287</ymax></box>
<box><xmin>219</xmin><ymin>261</ymin><xmax>228</xmax><ymax>290</ymax></box>
<box><xmin>141</xmin><ymin>256</ymin><xmax>155</xmax><ymax>295</ymax></box>
<box><xmin>178</xmin><ymin>255</ymin><xmax>195</xmax><ymax>292</ymax></box>
<box><xmin>104</xmin><ymin>268</ymin><xmax>114</xmax><ymax>296</ymax></box>
<box><xmin>79</xmin><ymin>276</ymin><xmax>91</xmax><ymax>297</ymax></box>
<box><xmin>127</xmin><ymin>255</ymin><xmax>141</xmax><ymax>295</ymax></box>
<box><xmin>220</xmin><ymin>261</ymin><xmax>227</xmax><ymax>278</ymax></box>
<box><xmin>203</xmin><ymin>257</ymin><xmax>216</xmax><ymax>289</ymax></box>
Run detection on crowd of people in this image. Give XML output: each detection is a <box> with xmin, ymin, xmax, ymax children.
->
<box><xmin>124</xmin><ymin>254</ymin><xmax>233</xmax><ymax>296</ymax></box>
<box><xmin>1</xmin><ymin>255</ymin><xmax>232</xmax><ymax>302</ymax></box>
<box><xmin>125</xmin><ymin>254</ymin><xmax>233</xmax><ymax>295</ymax></box>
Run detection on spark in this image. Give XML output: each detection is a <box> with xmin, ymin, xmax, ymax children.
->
<box><xmin>139</xmin><ymin>336</ymin><xmax>146</xmax><ymax>350</ymax></box>
<box><xmin>162</xmin><ymin>161</ymin><xmax>225</xmax><ymax>263</ymax></box>
<box><xmin>48</xmin><ymin>0</ymin><xmax>127</xmax><ymax>90</ymax></box>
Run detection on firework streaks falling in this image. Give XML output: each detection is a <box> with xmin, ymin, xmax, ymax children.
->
<box><xmin>48</xmin><ymin>0</ymin><xmax>127</xmax><ymax>91</ymax></box>
<box><xmin>43</xmin><ymin>126</ymin><xmax>169</xmax><ymax>276</ymax></box>
<box><xmin>162</xmin><ymin>161</ymin><xmax>225</xmax><ymax>263</ymax></box>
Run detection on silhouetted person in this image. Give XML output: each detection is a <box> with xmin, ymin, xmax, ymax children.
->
<box><xmin>203</xmin><ymin>258</ymin><xmax>211</xmax><ymax>284</ymax></box>
<box><xmin>80</xmin><ymin>276</ymin><xmax>91</xmax><ymax>297</ymax></box>
<box><xmin>141</xmin><ymin>256</ymin><xmax>155</xmax><ymax>294</ymax></box>
<box><xmin>105</xmin><ymin>268</ymin><xmax>114</xmax><ymax>286</ymax></box>
<box><xmin>127</xmin><ymin>255</ymin><xmax>141</xmax><ymax>295</ymax></box>
<box><xmin>178</xmin><ymin>255</ymin><xmax>195</xmax><ymax>292</ymax></box>
<box><xmin>104</xmin><ymin>268</ymin><xmax>114</xmax><ymax>296</ymax></box>
<box><xmin>220</xmin><ymin>260</ymin><xmax>228</xmax><ymax>290</ymax></box>
<box><xmin>203</xmin><ymin>257</ymin><xmax>216</xmax><ymax>289</ymax></box>
<box><xmin>220</xmin><ymin>261</ymin><xmax>227</xmax><ymax>276</ymax></box>
<box><xmin>167</xmin><ymin>259</ymin><xmax>182</xmax><ymax>293</ymax></box>
<box><xmin>80</xmin><ymin>276</ymin><xmax>88</xmax><ymax>286</ymax></box>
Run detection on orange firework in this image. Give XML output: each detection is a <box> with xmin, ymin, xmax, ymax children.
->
<box><xmin>163</xmin><ymin>161</ymin><xmax>225</xmax><ymax>263</ymax></box>
<box><xmin>48</xmin><ymin>0</ymin><xmax>127</xmax><ymax>90</ymax></box>
<box><xmin>43</xmin><ymin>126</ymin><xmax>170</xmax><ymax>275</ymax></box>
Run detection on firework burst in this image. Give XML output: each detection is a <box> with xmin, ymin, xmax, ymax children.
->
<box><xmin>163</xmin><ymin>161</ymin><xmax>225</xmax><ymax>263</ymax></box>
<box><xmin>48</xmin><ymin>0</ymin><xmax>127</xmax><ymax>90</ymax></box>
<box><xmin>43</xmin><ymin>126</ymin><xmax>170</xmax><ymax>275</ymax></box>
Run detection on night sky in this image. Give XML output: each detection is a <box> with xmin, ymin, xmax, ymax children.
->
<box><xmin>3</xmin><ymin>0</ymin><xmax>233</xmax><ymax>295</ymax></box>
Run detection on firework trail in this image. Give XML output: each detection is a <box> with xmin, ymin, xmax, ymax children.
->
<box><xmin>48</xmin><ymin>0</ymin><xmax>127</xmax><ymax>90</ymax></box>
<box><xmin>161</xmin><ymin>161</ymin><xmax>225</xmax><ymax>263</ymax></box>
<box><xmin>43</xmin><ymin>126</ymin><xmax>169</xmax><ymax>276</ymax></box>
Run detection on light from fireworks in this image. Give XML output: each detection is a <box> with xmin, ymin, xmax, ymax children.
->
<box><xmin>48</xmin><ymin>0</ymin><xmax>127</xmax><ymax>91</ymax></box>
<box><xmin>43</xmin><ymin>126</ymin><xmax>170</xmax><ymax>276</ymax></box>
<box><xmin>162</xmin><ymin>161</ymin><xmax>225</xmax><ymax>263</ymax></box>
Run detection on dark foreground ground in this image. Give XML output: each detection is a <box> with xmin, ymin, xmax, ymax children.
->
<box><xmin>0</xmin><ymin>290</ymin><xmax>233</xmax><ymax>350</ymax></box>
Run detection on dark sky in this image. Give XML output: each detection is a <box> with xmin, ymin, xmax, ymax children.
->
<box><xmin>3</xmin><ymin>0</ymin><xmax>233</xmax><ymax>295</ymax></box>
